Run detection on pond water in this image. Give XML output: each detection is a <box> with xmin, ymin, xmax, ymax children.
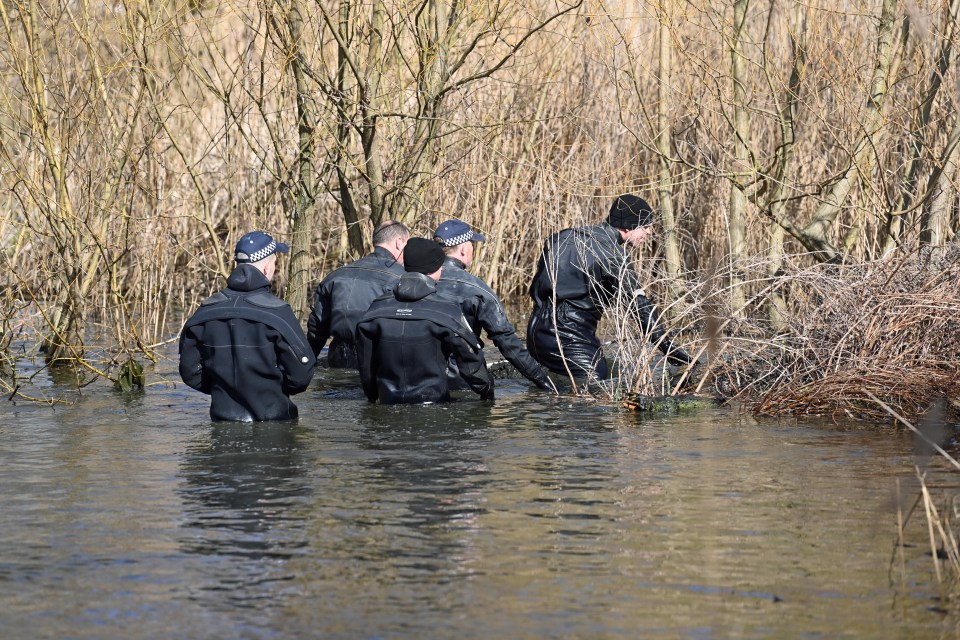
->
<box><xmin>2</xmin><ymin>349</ymin><xmax>959</xmax><ymax>639</ymax></box>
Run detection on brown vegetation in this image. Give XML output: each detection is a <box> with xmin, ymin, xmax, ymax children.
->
<box><xmin>1</xmin><ymin>0</ymin><xmax>960</xmax><ymax>414</ymax></box>
<box><xmin>684</xmin><ymin>248</ymin><xmax>960</xmax><ymax>420</ymax></box>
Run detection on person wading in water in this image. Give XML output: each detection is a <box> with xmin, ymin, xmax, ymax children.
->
<box><xmin>356</xmin><ymin>237</ymin><xmax>494</xmax><ymax>405</ymax></box>
<box><xmin>179</xmin><ymin>230</ymin><xmax>315</xmax><ymax>421</ymax></box>
<box><xmin>307</xmin><ymin>220</ymin><xmax>410</xmax><ymax>368</ymax></box>
<box><xmin>433</xmin><ymin>218</ymin><xmax>554</xmax><ymax>392</ymax></box>
<box><xmin>527</xmin><ymin>194</ymin><xmax>694</xmax><ymax>383</ymax></box>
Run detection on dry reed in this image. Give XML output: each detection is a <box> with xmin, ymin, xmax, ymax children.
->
<box><xmin>689</xmin><ymin>247</ymin><xmax>960</xmax><ymax>421</ymax></box>
<box><xmin>1</xmin><ymin>0</ymin><xmax>959</xmax><ymax>400</ymax></box>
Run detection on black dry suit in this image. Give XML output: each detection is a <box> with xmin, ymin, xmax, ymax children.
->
<box><xmin>526</xmin><ymin>223</ymin><xmax>690</xmax><ymax>380</ymax></box>
<box><xmin>179</xmin><ymin>264</ymin><xmax>316</xmax><ymax>421</ymax></box>
<box><xmin>355</xmin><ymin>271</ymin><xmax>495</xmax><ymax>404</ymax></box>
<box><xmin>307</xmin><ymin>246</ymin><xmax>405</xmax><ymax>367</ymax></box>
<box><xmin>437</xmin><ymin>257</ymin><xmax>552</xmax><ymax>389</ymax></box>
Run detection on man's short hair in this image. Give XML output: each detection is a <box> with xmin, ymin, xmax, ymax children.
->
<box><xmin>435</xmin><ymin>237</ymin><xmax>459</xmax><ymax>256</ymax></box>
<box><xmin>373</xmin><ymin>220</ymin><xmax>410</xmax><ymax>246</ymax></box>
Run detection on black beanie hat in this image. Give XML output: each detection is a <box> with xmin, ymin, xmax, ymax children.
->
<box><xmin>608</xmin><ymin>194</ymin><xmax>655</xmax><ymax>229</ymax></box>
<box><xmin>403</xmin><ymin>237</ymin><xmax>446</xmax><ymax>274</ymax></box>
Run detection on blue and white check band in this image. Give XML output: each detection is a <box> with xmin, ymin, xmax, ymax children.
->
<box><xmin>439</xmin><ymin>232</ymin><xmax>473</xmax><ymax>247</ymax></box>
<box><xmin>236</xmin><ymin>240</ymin><xmax>276</xmax><ymax>263</ymax></box>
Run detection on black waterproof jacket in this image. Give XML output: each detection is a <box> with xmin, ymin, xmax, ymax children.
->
<box><xmin>307</xmin><ymin>246</ymin><xmax>404</xmax><ymax>367</ymax></box>
<box><xmin>526</xmin><ymin>223</ymin><xmax>688</xmax><ymax>379</ymax></box>
<box><xmin>356</xmin><ymin>272</ymin><xmax>495</xmax><ymax>404</ymax></box>
<box><xmin>437</xmin><ymin>257</ymin><xmax>551</xmax><ymax>389</ymax></box>
<box><xmin>179</xmin><ymin>264</ymin><xmax>316</xmax><ymax>421</ymax></box>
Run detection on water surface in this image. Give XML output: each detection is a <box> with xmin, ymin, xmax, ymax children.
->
<box><xmin>1</xmin><ymin>352</ymin><xmax>956</xmax><ymax>638</ymax></box>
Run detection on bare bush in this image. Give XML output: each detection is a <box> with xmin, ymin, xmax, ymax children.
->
<box><xmin>695</xmin><ymin>248</ymin><xmax>960</xmax><ymax>420</ymax></box>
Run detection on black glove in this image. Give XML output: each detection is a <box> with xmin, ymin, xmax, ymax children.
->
<box><xmin>533</xmin><ymin>372</ymin><xmax>558</xmax><ymax>394</ymax></box>
<box><xmin>665</xmin><ymin>347</ymin><xmax>695</xmax><ymax>367</ymax></box>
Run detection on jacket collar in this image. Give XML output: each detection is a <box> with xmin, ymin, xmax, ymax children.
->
<box><xmin>395</xmin><ymin>271</ymin><xmax>437</xmax><ymax>301</ymax></box>
<box><xmin>600</xmin><ymin>222</ymin><xmax>625</xmax><ymax>245</ymax></box>
<box><xmin>226</xmin><ymin>263</ymin><xmax>272</xmax><ymax>292</ymax></box>
<box><xmin>372</xmin><ymin>245</ymin><xmax>398</xmax><ymax>261</ymax></box>
<box><xmin>443</xmin><ymin>256</ymin><xmax>466</xmax><ymax>270</ymax></box>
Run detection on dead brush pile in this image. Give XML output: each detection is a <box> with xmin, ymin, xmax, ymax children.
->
<box><xmin>707</xmin><ymin>248</ymin><xmax>960</xmax><ymax>420</ymax></box>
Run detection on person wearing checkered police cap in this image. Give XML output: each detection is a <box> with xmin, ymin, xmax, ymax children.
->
<box><xmin>179</xmin><ymin>230</ymin><xmax>315</xmax><ymax>421</ymax></box>
<box><xmin>433</xmin><ymin>218</ymin><xmax>555</xmax><ymax>393</ymax></box>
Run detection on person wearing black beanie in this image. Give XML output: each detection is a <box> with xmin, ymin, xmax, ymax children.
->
<box><xmin>355</xmin><ymin>236</ymin><xmax>494</xmax><ymax>404</ymax></box>
<box><xmin>403</xmin><ymin>237</ymin><xmax>446</xmax><ymax>275</ymax></box>
<box><xmin>527</xmin><ymin>193</ymin><xmax>694</xmax><ymax>382</ymax></box>
<box><xmin>607</xmin><ymin>194</ymin><xmax>655</xmax><ymax>230</ymax></box>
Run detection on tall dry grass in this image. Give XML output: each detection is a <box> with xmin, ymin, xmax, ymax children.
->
<box><xmin>613</xmin><ymin>246</ymin><xmax>960</xmax><ymax>421</ymax></box>
<box><xmin>726</xmin><ymin>248</ymin><xmax>960</xmax><ymax>420</ymax></box>
<box><xmin>0</xmin><ymin>0</ymin><xmax>958</xmax><ymax>397</ymax></box>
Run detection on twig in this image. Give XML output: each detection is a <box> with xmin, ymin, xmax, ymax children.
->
<box><xmin>866</xmin><ymin>391</ymin><xmax>960</xmax><ymax>471</ymax></box>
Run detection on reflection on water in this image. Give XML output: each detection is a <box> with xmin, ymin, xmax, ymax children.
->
<box><xmin>180</xmin><ymin>422</ymin><xmax>311</xmax><ymax>560</ymax></box>
<box><xmin>177</xmin><ymin>422</ymin><xmax>312</xmax><ymax>609</ymax></box>
<box><xmin>355</xmin><ymin>403</ymin><xmax>492</xmax><ymax>572</ymax></box>
<box><xmin>1</xmin><ymin>355</ymin><xmax>959</xmax><ymax>638</ymax></box>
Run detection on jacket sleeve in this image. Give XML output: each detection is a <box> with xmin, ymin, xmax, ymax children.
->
<box><xmin>628</xmin><ymin>288</ymin><xmax>693</xmax><ymax>365</ymax></box>
<box><xmin>476</xmin><ymin>291</ymin><xmax>552</xmax><ymax>389</ymax></box>
<box><xmin>354</xmin><ymin>321</ymin><xmax>379</xmax><ymax>402</ymax></box>
<box><xmin>274</xmin><ymin>324</ymin><xmax>316</xmax><ymax>395</ymax></box>
<box><xmin>306</xmin><ymin>280</ymin><xmax>332</xmax><ymax>357</ymax></box>
<box><xmin>177</xmin><ymin>324</ymin><xmax>208</xmax><ymax>393</ymax></box>
<box><xmin>445</xmin><ymin>331</ymin><xmax>495</xmax><ymax>400</ymax></box>
<box><xmin>598</xmin><ymin>239</ymin><xmax>692</xmax><ymax>365</ymax></box>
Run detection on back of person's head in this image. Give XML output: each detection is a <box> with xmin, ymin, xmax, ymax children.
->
<box><xmin>234</xmin><ymin>230</ymin><xmax>289</xmax><ymax>264</ymax></box>
<box><xmin>373</xmin><ymin>220</ymin><xmax>410</xmax><ymax>247</ymax></box>
<box><xmin>403</xmin><ymin>238</ymin><xmax>445</xmax><ymax>275</ymax></box>
<box><xmin>607</xmin><ymin>194</ymin><xmax>655</xmax><ymax>230</ymax></box>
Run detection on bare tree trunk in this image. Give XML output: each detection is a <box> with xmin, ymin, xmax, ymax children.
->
<box><xmin>4</xmin><ymin>0</ymin><xmax>83</xmax><ymax>361</ymax></box>
<box><xmin>333</xmin><ymin>0</ymin><xmax>365</xmax><ymax>258</ymax></box>
<box><xmin>727</xmin><ymin>0</ymin><xmax>750</xmax><ymax>317</ymax></box>
<box><xmin>285</xmin><ymin>0</ymin><xmax>318</xmax><ymax>317</ymax></box>
<box><xmin>360</xmin><ymin>0</ymin><xmax>386</xmax><ymax>231</ymax></box>
<box><xmin>886</xmin><ymin>0</ymin><xmax>960</xmax><ymax>252</ymax></box>
<box><xmin>387</xmin><ymin>0</ymin><xmax>452</xmax><ymax>221</ymax></box>
<box><xmin>922</xmin><ymin>122</ymin><xmax>960</xmax><ymax>245</ymax></box>
<box><xmin>321</xmin><ymin>0</ymin><xmax>388</xmax><ymax>258</ymax></box>
<box><xmin>762</xmin><ymin>0</ymin><xmax>807</xmax><ymax>329</ymax></box>
<box><xmin>800</xmin><ymin>0</ymin><xmax>899</xmax><ymax>262</ymax></box>
<box><xmin>765</xmin><ymin>223</ymin><xmax>788</xmax><ymax>329</ymax></box>
<box><xmin>656</xmin><ymin>0</ymin><xmax>685</xmax><ymax>303</ymax></box>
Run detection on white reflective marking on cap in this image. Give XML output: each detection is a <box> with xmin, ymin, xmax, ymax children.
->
<box><xmin>443</xmin><ymin>231</ymin><xmax>472</xmax><ymax>246</ymax></box>
<box><xmin>301</xmin><ymin>356</ymin><xmax>308</xmax><ymax>364</ymax></box>
<box><xmin>632</xmin><ymin>288</ymin><xmax>646</xmax><ymax>298</ymax></box>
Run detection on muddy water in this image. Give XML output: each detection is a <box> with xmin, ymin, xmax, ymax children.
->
<box><xmin>1</xmin><ymin>351</ymin><xmax>958</xmax><ymax>639</ymax></box>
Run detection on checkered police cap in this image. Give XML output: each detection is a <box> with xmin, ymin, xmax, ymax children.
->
<box><xmin>433</xmin><ymin>219</ymin><xmax>487</xmax><ymax>247</ymax></box>
<box><xmin>234</xmin><ymin>230</ymin><xmax>290</xmax><ymax>264</ymax></box>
